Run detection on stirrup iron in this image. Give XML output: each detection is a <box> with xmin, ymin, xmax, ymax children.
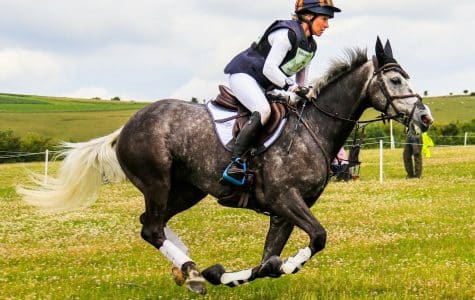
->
<box><xmin>222</xmin><ymin>157</ymin><xmax>247</xmax><ymax>186</ymax></box>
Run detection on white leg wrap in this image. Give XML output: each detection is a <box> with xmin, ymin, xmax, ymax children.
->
<box><xmin>220</xmin><ymin>268</ymin><xmax>253</xmax><ymax>285</ymax></box>
<box><xmin>159</xmin><ymin>240</ymin><xmax>192</xmax><ymax>268</ymax></box>
<box><xmin>164</xmin><ymin>226</ymin><xmax>189</xmax><ymax>255</ymax></box>
<box><xmin>280</xmin><ymin>247</ymin><xmax>312</xmax><ymax>275</ymax></box>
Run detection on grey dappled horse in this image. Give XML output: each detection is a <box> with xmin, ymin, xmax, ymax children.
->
<box><xmin>19</xmin><ymin>38</ymin><xmax>433</xmax><ymax>294</ymax></box>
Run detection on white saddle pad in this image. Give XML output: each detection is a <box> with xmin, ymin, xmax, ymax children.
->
<box><xmin>206</xmin><ymin>100</ymin><xmax>287</xmax><ymax>153</ymax></box>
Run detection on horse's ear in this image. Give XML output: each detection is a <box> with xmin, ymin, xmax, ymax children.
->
<box><xmin>384</xmin><ymin>39</ymin><xmax>394</xmax><ymax>58</ymax></box>
<box><xmin>375</xmin><ymin>36</ymin><xmax>385</xmax><ymax>66</ymax></box>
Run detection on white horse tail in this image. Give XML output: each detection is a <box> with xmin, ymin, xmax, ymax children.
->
<box><xmin>17</xmin><ymin>127</ymin><xmax>126</xmax><ymax>212</ymax></box>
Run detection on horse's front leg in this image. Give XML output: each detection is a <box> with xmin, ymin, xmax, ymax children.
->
<box><xmin>201</xmin><ymin>216</ymin><xmax>293</xmax><ymax>287</ymax></box>
<box><xmin>270</xmin><ymin>187</ymin><xmax>327</xmax><ymax>275</ymax></box>
<box><xmin>202</xmin><ymin>188</ymin><xmax>325</xmax><ymax>286</ymax></box>
<box><xmin>262</xmin><ymin>215</ymin><xmax>294</xmax><ymax>262</ymax></box>
<box><xmin>250</xmin><ymin>188</ymin><xmax>326</xmax><ymax>278</ymax></box>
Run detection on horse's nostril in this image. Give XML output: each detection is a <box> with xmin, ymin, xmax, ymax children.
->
<box><xmin>421</xmin><ymin>115</ymin><xmax>433</xmax><ymax>125</ymax></box>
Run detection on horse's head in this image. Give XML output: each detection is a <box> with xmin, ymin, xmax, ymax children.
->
<box><xmin>366</xmin><ymin>37</ymin><xmax>433</xmax><ymax>132</ymax></box>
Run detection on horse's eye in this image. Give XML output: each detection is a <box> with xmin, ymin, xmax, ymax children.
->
<box><xmin>390</xmin><ymin>77</ymin><xmax>402</xmax><ymax>85</ymax></box>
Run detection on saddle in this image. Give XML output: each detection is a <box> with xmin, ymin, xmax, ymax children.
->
<box><xmin>208</xmin><ymin>85</ymin><xmax>289</xmax><ymax>214</ymax></box>
<box><xmin>211</xmin><ymin>85</ymin><xmax>288</xmax><ymax>147</ymax></box>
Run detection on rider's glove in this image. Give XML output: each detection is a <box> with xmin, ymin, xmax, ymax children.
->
<box><xmin>287</xmin><ymin>84</ymin><xmax>317</xmax><ymax>100</ymax></box>
<box><xmin>267</xmin><ymin>89</ymin><xmax>300</xmax><ymax>105</ymax></box>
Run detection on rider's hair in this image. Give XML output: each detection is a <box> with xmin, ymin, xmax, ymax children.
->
<box><xmin>292</xmin><ymin>11</ymin><xmax>316</xmax><ymax>22</ymax></box>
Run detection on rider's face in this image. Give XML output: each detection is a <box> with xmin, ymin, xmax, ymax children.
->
<box><xmin>311</xmin><ymin>15</ymin><xmax>329</xmax><ymax>36</ymax></box>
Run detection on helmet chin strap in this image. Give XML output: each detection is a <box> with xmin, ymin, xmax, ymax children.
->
<box><xmin>299</xmin><ymin>14</ymin><xmax>317</xmax><ymax>36</ymax></box>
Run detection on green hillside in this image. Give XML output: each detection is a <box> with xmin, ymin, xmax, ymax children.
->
<box><xmin>0</xmin><ymin>93</ymin><xmax>473</xmax><ymax>142</ymax></box>
<box><xmin>0</xmin><ymin>93</ymin><xmax>150</xmax><ymax>141</ymax></box>
<box><xmin>0</xmin><ymin>93</ymin><xmax>148</xmax><ymax>112</ymax></box>
<box><xmin>362</xmin><ymin>95</ymin><xmax>475</xmax><ymax>124</ymax></box>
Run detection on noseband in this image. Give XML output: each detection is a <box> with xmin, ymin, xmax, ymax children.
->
<box><xmin>370</xmin><ymin>56</ymin><xmax>422</xmax><ymax>126</ymax></box>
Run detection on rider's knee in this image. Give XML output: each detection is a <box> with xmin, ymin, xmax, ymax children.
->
<box><xmin>260</xmin><ymin>106</ymin><xmax>271</xmax><ymax>125</ymax></box>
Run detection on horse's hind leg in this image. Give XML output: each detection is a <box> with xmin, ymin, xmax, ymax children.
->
<box><xmin>139</xmin><ymin>179</ymin><xmax>170</xmax><ymax>251</ymax></box>
<box><xmin>162</xmin><ymin>183</ymin><xmax>207</xmax><ymax>294</ymax></box>
<box><xmin>138</xmin><ymin>177</ymin><xmax>206</xmax><ymax>295</ymax></box>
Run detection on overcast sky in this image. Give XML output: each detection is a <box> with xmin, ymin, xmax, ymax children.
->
<box><xmin>1</xmin><ymin>1</ymin><xmax>474</xmax><ymax>102</ymax></box>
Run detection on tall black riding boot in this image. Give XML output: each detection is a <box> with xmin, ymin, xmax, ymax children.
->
<box><xmin>221</xmin><ymin>111</ymin><xmax>263</xmax><ymax>185</ymax></box>
<box><xmin>232</xmin><ymin>111</ymin><xmax>263</xmax><ymax>157</ymax></box>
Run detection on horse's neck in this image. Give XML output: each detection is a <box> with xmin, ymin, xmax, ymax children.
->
<box><xmin>307</xmin><ymin>62</ymin><xmax>373</xmax><ymax>155</ymax></box>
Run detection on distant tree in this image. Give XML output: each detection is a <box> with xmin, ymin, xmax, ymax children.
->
<box><xmin>471</xmin><ymin>92</ymin><xmax>475</xmax><ymax>96</ymax></box>
<box><xmin>463</xmin><ymin>90</ymin><xmax>469</xmax><ymax>95</ymax></box>
<box><xmin>92</xmin><ymin>97</ymin><xmax>101</xmax><ymax>100</ymax></box>
<box><xmin>449</xmin><ymin>92</ymin><xmax>453</xmax><ymax>96</ymax></box>
<box><xmin>0</xmin><ymin>130</ymin><xmax>21</xmax><ymax>163</ymax></box>
<box><xmin>111</xmin><ymin>96</ymin><xmax>121</xmax><ymax>101</ymax></box>
<box><xmin>191</xmin><ymin>97</ymin><xmax>205</xmax><ymax>104</ymax></box>
<box><xmin>424</xmin><ymin>90</ymin><xmax>428</xmax><ymax>96</ymax></box>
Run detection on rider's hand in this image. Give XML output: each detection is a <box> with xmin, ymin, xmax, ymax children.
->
<box><xmin>287</xmin><ymin>84</ymin><xmax>316</xmax><ymax>100</ymax></box>
<box><xmin>267</xmin><ymin>89</ymin><xmax>300</xmax><ymax>106</ymax></box>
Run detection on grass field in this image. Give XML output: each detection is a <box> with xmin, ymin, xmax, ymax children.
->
<box><xmin>0</xmin><ymin>93</ymin><xmax>473</xmax><ymax>142</ymax></box>
<box><xmin>0</xmin><ymin>93</ymin><xmax>149</xmax><ymax>141</ymax></box>
<box><xmin>1</xmin><ymin>146</ymin><xmax>474</xmax><ymax>299</ymax></box>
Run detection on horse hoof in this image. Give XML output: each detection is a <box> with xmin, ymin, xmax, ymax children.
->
<box><xmin>202</xmin><ymin>264</ymin><xmax>225</xmax><ymax>285</ymax></box>
<box><xmin>171</xmin><ymin>267</ymin><xmax>186</xmax><ymax>286</ymax></box>
<box><xmin>185</xmin><ymin>271</ymin><xmax>207</xmax><ymax>295</ymax></box>
<box><xmin>258</xmin><ymin>255</ymin><xmax>283</xmax><ymax>278</ymax></box>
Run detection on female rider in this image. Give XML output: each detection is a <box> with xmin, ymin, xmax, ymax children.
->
<box><xmin>222</xmin><ymin>0</ymin><xmax>341</xmax><ymax>185</ymax></box>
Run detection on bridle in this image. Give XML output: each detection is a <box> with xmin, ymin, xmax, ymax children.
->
<box><xmin>290</xmin><ymin>57</ymin><xmax>423</xmax><ymax>185</ymax></box>
<box><xmin>368</xmin><ymin>55</ymin><xmax>423</xmax><ymax>127</ymax></box>
<box><xmin>308</xmin><ymin>56</ymin><xmax>423</xmax><ymax>127</ymax></box>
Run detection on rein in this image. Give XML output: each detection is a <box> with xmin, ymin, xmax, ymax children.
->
<box><xmin>290</xmin><ymin>58</ymin><xmax>422</xmax><ymax>183</ymax></box>
<box><xmin>307</xmin><ymin>58</ymin><xmax>424</xmax><ymax>128</ymax></box>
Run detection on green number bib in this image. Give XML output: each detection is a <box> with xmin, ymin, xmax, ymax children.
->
<box><xmin>281</xmin><ymin>48</ymin><xmax>314</xmax><ymax>76</ymax></box>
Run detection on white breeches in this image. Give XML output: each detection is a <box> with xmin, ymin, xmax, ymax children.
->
<box><xmin>229</xmin><ymin>73</ymin><xmax>271</xmax><ymax>125</ymax></box>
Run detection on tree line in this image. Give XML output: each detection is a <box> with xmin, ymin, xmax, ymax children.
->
<box><xmin>1</xmin><ymin>119</ymin><xmax>474</xmax><ymax>163</ymax></box>
<box><xmin>0</xmin><ymin>131</ymin><xmax>57</xmax><ymax>163</ymax></box>
<box><xmin>360</xmin><ymin>119</ymin><xmax>475</xmax><ymax>148</ymax></box>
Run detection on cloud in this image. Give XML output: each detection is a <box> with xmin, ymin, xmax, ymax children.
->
<box><xmin>0</xmin><ymin>0</ymin><xmax>473</xmax><ymax>100</ymax></box>
<box><xmin>170</xmin><ymin>77</ymin><xmax>222</xmax><ymax>102</ymax></box>
<box><xmin>0</xmin><ymin>48</ymin><xmax>63</xmax><ymax>80</ymax></box>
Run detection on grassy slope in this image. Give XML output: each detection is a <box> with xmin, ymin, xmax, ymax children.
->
<box><xmin>0</xmin><ymin>93</ymin><xmax>150</xmax><ymax>141</ymax></box>
<box><xmin>360</xmin><ymin>95</ymin><xmax>475</xmax><ymax>125</ymax></box>
<box><xmin>0</xmin><ymin>93</ymin><xmax>474</xmax><ymax>142</ymax></box>
<box><xmin>1</xmin><ymin>146</ymin><xmax>474</xmax><ymax>299</ymax></box>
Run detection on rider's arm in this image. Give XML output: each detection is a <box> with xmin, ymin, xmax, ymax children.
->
<box><xmin>296</xmin><ymin>66</ymin><xmax>309</xmax><ymax>86</ymax></box>
<box><xmin>262</xmin><ymin>29</ymin><xmax>293</xmax><ymax>89</ymax></box>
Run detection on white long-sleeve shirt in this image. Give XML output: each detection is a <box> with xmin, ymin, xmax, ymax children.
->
<box><xmin>263</xmin><ymin>28</ymin><xmax>312</xmax><ymax>88</ymax></box>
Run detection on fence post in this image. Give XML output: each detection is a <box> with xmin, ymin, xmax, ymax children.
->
<box><xmin>390</xmin><ymin>119</ymin><xmax>395</xmax><ymax>149</ymax></box>
<box><xmin>379</xmin><ymin>140</ymin><xmax>384</xmax><ymax>183</ymax></box>
<box><xmin>44</xmin><ymin>149</ymin><xmax>49</xmax><ymax>185</ymax></box>
<box><xmin>465</xmin><ymin>132</ymin><xmax>468</xmax><ymax>147</ymax></box>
